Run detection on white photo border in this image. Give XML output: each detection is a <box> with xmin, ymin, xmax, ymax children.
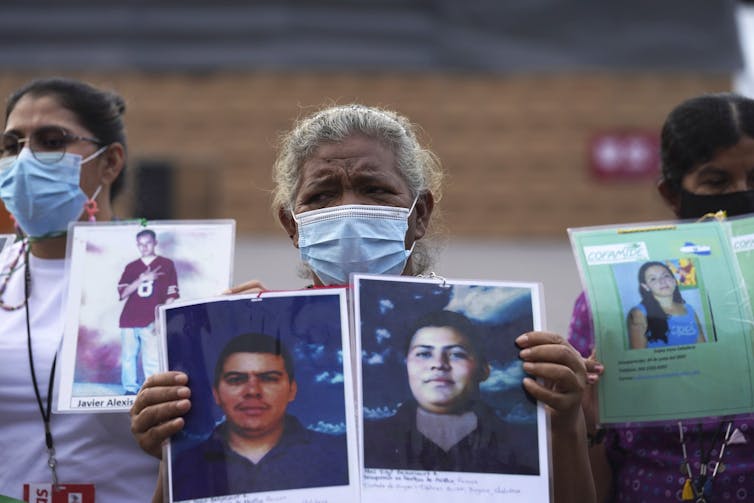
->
<box><xmin>55</xmin><ymin>219</ymin><xmax>235</xmax><ymax>413</ymax></box>
<box><xmin>353</xmin><ymin>273</ymin><xmax>550</xmax><ymax>503</ymax></box>
<box><xmin>160</xmin><ymin>288</ymin><xmax>360</xmax><ymax>503</ymax></box>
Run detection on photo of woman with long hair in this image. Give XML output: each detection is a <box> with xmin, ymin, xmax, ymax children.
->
<box><xmin>627</xmin><ymin>260</ymin><xmax>706</xmax><ymax>349</ymax></box>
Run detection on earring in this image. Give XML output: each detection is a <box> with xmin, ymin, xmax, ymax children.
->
<box><xmin>84</xmin><ymin>186</ymin><xmax>103</xmax><ymax>222</ymax></box>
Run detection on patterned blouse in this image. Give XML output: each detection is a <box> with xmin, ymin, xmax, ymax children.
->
<box><xmin>569</xmin><ymin>291</ymin><xmax>754</xmax><ymax>502</ymax></box>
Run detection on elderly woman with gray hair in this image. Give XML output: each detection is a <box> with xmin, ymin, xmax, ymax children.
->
<box><xmin>130</xmin><ymin>104</ymin><xmax>596</xmax><ymax>503</ymax></box>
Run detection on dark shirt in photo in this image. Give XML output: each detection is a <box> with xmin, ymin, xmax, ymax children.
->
<box><xmin>363</xmin><ymin>400</ymin><xmax>538</xmax><ymax>475</ymax></box>
<box><xmin>171</xmin><ymin>415</ymin><xmax>349</xmax><ymax>501</ymax></box>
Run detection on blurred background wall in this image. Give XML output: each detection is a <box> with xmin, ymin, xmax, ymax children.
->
<box><xmin>0</xmin><ymin>0</ymin><xmax>749</xmax><ymax>334</ymax></box>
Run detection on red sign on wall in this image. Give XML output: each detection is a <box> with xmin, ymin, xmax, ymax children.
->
<box><xmin>589</xmin><ymin>131</ymin><xmax>660</xmax><ymax>180</ymax></box>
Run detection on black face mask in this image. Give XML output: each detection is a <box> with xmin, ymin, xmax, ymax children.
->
<box><xmin>679</xmin><ymin>189</ymin><xmax>754</xmax><ymax>219</ymax></box>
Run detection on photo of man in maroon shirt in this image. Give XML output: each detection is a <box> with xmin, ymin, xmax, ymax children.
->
<box><xmin>117</xmin><ymin>229</ymin><xmax>179</xmax><ymax>394</ymax></box>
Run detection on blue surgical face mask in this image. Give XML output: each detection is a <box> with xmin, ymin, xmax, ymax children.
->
<box><xmin>293</xmin><ymin>200</ymin><xmax>417</xmax><ymax>286</ymax></box>
<box><xmin>0</xmin><ymin>147</ymin><xmax>105</xmax><ymax>238</ymax></box>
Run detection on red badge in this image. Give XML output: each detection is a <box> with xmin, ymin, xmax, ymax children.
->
<box><xmin>23</xmin><ymin>484</ymin><xmax>95</xmax><ymax>503</ymax></box>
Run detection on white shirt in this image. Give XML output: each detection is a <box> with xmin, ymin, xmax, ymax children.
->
<box><xmin>0</xmin><ymin>241</ymin><xmax>158</xmax><ymax>501</ymax></box>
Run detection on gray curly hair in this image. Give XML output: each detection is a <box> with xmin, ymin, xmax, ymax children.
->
<box><xmin>272</xmin><ymin>104</ymin><xmax>444</xmax><ymax>274</ymax></box>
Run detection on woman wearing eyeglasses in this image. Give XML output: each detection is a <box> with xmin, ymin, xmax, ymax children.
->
<box><xmin>0</xmin><ymin>78</ymin><xmax>158</xmax><ymax>501</ymax></box>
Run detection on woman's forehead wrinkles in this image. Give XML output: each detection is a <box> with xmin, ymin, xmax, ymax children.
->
<box><xmin>304</xmin><ymin>158</ymin><xmax>395</xmax><ymax>181</ymax></box>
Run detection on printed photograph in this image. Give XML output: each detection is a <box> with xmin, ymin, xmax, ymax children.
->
<box><xmin>56</xmin><ymin>220</ymin><xmax>235</xmax><ymax>412</ymax></box>
<box><xmin>163</xmin><ymin>290</ymin><xmax>356</xmax><ymax>502</ymax></box>
<box><xmin>613</xmin><ymin>258</ymin><xmax>711</xmax><ymax>350</ymax></box>
<box><xmin>356</xmin><ymin>276</ymin><xmax>541</xmax><ymax>476</ymax></box>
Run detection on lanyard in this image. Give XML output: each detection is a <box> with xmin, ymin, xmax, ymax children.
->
<box><xmin>679</xmin><ymin>421</ymin><xmax>733</xmax><ymax>502</ymax></box>
<box><xmin>0</xmin><ymin>240</ymin><xmax>29</xmax><ymax>311</ymax></box>
<box><xmin>23</xmin><ymin>250</ymin><xmax>59</xmax><ymax>485</ymax></box>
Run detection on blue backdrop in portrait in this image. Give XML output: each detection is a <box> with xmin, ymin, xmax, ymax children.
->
<box><xmin>358</xmin><ymin>278</ymin><xmax>537</xmax><ymax>426</ymax></box>
<box><xmin>165</xmin><ymin>293</ymin><xmax>347</xmax><ymax>452</ymax></box>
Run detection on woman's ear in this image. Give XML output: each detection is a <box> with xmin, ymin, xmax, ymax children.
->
<box><xmin>657</xmin><ymin>179</ymin><xmax>681</xmax><ymax>217</ymax></box>
<box><xmin>99</xmin><ymin>143</ymin><xmax>125</xmax><ymax>187</ymax></box>
<box><xmin>411</xmin><ymin>190</ymin><xmax>435</xmax><ymax>241</ymax></box>
<box><xmin>278</xmin><ymin>206</ymin><xmax>299</xmax><ymax>248</ymax></box>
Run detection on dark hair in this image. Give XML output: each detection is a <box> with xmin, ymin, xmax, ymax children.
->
<box><xmin>405</xmin><ymin>310</ymin><xmax>486</xmax><ymax>366</ymax></box>
<box><xmin>4</xmin><ymin>77</ymin><xmax>128</xmax><ymax>199</ymax></box>
<box><xmin>213</xmin><ymin>333</ymin><xmax>295</xmax><ymax>387</ymax></box>
<box><xmin>661</xmin><ymin>93</ymin><xmax>754</xmax><ymax>192</ymax></box>
<box><xmin>136</xmin><ymin>229</ymin><xmax>156</xmax><ymax>241</ymax></box>
<box><xmin>637</xmin><ymin>261</ymin><xmax>684</xmax><ymax>345</ymax></box>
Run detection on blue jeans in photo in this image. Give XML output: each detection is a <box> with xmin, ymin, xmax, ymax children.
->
<box><xmin>121</xmin><ymin>323</ymin><xmax>159</xmax><ymax>394</ymax></box>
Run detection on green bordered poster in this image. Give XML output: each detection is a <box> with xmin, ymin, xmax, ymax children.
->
<box><xmin>730</xmin><ymin>214</ymin><xmax>754</xmax><ymax>317</ymax></box>
<box><xmin>570</xmin><ymin>219</ymin><xmax>754</xmax><ymax>424</ymax></box>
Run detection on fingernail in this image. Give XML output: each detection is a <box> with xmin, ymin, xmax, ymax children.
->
<box><xmin>594</xmin><ymin>364</ymin><xmax>604</xmax><ymax>373</ymax></box>
<box><xmin>522</xmin><ymin>361</ymin><xmax>534</xmax><ymax>372</ymax></box>
<box><xmin>519</xmin><ymin>348</ymin><xmax>531</xmax><ymax>359</ymax></box>
<box><xmin>177</xmin><ymin>387</ymin><xmax>190</xmax><ymax>398</ymax></box>
<box><xmin>176</xmin><ymin>399</ymin><xmax>190</xmax><ymax>410</ymax></box>
<box><xmin>587</xmin><ymin>374</ymin><xmax>598</xmax><ymax>384</ymax></box>
<box><xmin>515</xmin><ymin>334</ymin><xmax>528</xmax><ymax>346</ymax></box>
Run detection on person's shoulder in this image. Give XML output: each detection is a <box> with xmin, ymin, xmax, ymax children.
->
<box><xmin>174</xmin><ymin>438</ymin><xmax>214</xmax><ymax>461</ymax></box>
<box><xmin>171</xmin><ymin>435</ymin><xmax>229</xmax><ymax>501</ymax></box>
<box><xmin>473</xmin><ymin>401</ymin><xmax>533</xmax><ymax>437</ymax></box>
<box><xmin>363</xmin><ymin>402</ymin><xmax>414</xmax><ymax>443</ymax></box>
<box><xmin>364</xmin><ymin>412</ymin><xmax>403</xmax><ymax>430</ymax></box>
<box><xmin>284</xmin><ymin>415</ymin><xmax>343</xmax><ymax>443</ymax></box>
<box><xmin>628</xmin><ymin>303</ymin><xmax>647</xmax><ymax>317</ymax></box>
<box><xmin>473</xmin><ymin>401</ymin><xmax>506</xmax><ymax>425</ymax></box>
<box><xmin>173</xmin><ymin>430</ymin><xmax>227</xmax><ymax>466</ymax></box>
<box><xmin>472</xmin><ymin>402</ymin><xmax>539</xmax><ymax>474</ymax></box>
<box><xmin>307</xmin><ymin>429</ymin><xmax>347</xmax><ymax>451</ymax></box>
<box><xmin>122</xmin><ymin>256</ymin><xmax>143</xmax><ymax>268</ymax></box>
<box><xmin>156</xmin><ymin>254</ymin><xmax>176</xmax><ymax>265</ymax></box>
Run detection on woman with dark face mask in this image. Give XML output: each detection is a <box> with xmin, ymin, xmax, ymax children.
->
<box><xmin>657</xmin><ymin>93</ymin><xmax>754</xmax><ymax>219</ymax></box>
<box><xmin>571</xmin><ymin>93</ymin><xmax>754</xmax><ymax>503</ymax></box>
<box><xmin>131</xmin><ymin>104</ymin><xmax>597</xmax><ymax>503</ymax></box>
<box><xmin>0</xmin><ymin>77</ymin><xmax>159</xmax><ymax>501</ymax></box>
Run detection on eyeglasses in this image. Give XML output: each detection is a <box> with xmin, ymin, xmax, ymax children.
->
<box><xmin>0</xmin><ymin>126</ymin><xmax>103</xmax><ymax>164</ymax></box>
